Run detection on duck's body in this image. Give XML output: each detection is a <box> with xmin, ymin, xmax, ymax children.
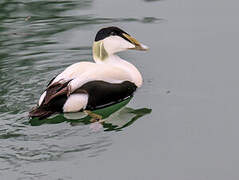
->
<box><xmin>30</xmin><ymin>27</ymin><xmax>148</xmax><ymax>119</ymax></box>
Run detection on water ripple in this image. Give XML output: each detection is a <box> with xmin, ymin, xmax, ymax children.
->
<box><xmin>0</xmin><ymin>0</ymin><xmax>154</xmax><ymax>179</ymax></box>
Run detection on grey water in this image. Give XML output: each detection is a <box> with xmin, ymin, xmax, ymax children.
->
<box><xmin>0</xmin><ymin>0</ymin><xmax>239</xmax><ymax>179</ymax></box>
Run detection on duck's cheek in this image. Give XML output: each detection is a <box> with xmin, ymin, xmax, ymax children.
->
<box><xmin>103</xmin><ymin>36</ymin><xmax>134</xmax><ymax>54</ymax></box>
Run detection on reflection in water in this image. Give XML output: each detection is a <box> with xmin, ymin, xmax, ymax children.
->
<box><xmin>0</xmin><ymin>98</ymin><xmax>151</xmax><ymax>178</ymax></box>
<box><xmin>0</xmin><ymin>0</ymin><xmax>160</xmax><ymax>121</ymax></box>
<box><xmin>0</xmin><ymin>0</ymin><xmax>158</xmax><ymax>178</ymax></box>
<box><xmin>29</xmin><ymin>97</ymin><xmax>152</xmax><ymax>131</ymax></box>
<box><xmin>144</xmin><ymin>0</ymin><xmax>163</xmax><ymax>2</ymax></box>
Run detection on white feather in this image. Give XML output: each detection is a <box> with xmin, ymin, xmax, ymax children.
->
<box><xmin>103</xmin><ymin>36</ymin><xmax>135</xmax><ymax>55</ymax></box>
<box><xmin>52</xmin><ymin>62</ymin><xmax>98</xmax><ymax>84</ymax></box>
<box><xmin>63</xmin><ymin>94</ymin><xmax>88</xmax><ymax>112</ymax></box>
<box><xmin>49</xmin><ymin>55</ymin><xmax>142</xmax><ymax>95</ymax></box>
<box><xmin>68</xmin><ymin>64</ymin><xmax>133</xmax><ymax>93</ymax></box>
<box><xmin>38</xmin><ymin>91</ymin><xmax>46</xmax><ymax>106</ymax></box>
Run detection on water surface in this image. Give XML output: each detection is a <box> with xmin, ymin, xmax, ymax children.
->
<box><xmin>1</xmin><ymin>0</ymin><xmax>239</xmax><ymax>179</ymax></box>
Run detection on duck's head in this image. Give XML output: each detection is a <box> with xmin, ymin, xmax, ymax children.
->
<box><xmin>93</xmin><ymin>26</ymin><xmax>148</xmax><ymax>62</ymax></box>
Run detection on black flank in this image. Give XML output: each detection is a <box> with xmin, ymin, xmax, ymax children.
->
<box><xmin>78</xmin><ymin>80</ymin><xmax>137</xmax><ymax>110</ymax></box>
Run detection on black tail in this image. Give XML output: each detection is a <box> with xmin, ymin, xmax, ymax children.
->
<box><xmin>29</xmin><ymin>106</ymin><xmax>54</xmax><ymax>120</ymax></box>
<box><xmin>29</xmin><ymin>93</ymin><xmax>67</xmax><ymax>120</ymax></box>
<box><xmin>29</xmin><ymin>80</ymin><xmax>71</xmax><ymax>120</ymax></box>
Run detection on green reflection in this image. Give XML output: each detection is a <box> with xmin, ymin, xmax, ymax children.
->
<box><xmin>29</xmin><ymin>97</ymin><xmax>152</xmax><ymax>131</ymax></box>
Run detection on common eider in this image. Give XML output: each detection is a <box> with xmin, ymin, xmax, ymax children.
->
<box><xmin>29</xmin><ymin>26</ymin><xmax>148</xmax><ymax>119</ymax></box>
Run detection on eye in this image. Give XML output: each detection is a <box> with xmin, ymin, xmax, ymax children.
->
<box><xmin>110</xmin><ymin>31</ymin><xmax>117</xmax><ymax>36</ymax></box>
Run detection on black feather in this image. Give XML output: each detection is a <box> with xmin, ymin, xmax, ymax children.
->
<box><xmin>78</xmin><ymin>80</ymin><xmax>137</xmax><ymax>110</ymax></box>
<box><xmin>95</xmin><ymin>26</ymin><xmax>131</xmax><ymax>43</ymax></box>
<box><xmin>29</xmin><ymin>80</ymin><xmax>137</xmax><ymax>119</ymax></box>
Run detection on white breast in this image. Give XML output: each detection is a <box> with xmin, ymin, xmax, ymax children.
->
<box><xmin>113</xmin><ymin>59</ymin><xmax>143</xmax><ymax>87</ymax></box>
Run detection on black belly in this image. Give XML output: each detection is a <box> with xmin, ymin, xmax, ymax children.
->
<box><xmin>77</xmin><ymin>80</ymin><xmax>137</xmax><ymax>110</ymax></box>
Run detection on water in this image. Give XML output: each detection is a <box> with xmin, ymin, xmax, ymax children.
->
<box><xmin>1</xmin><ymin>0</ymin><xmax>239</xmax><ymax>179</ymax></box>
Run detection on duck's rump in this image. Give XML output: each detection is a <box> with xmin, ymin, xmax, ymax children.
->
<box><xmin>29</xmin><ymin>80</ymin><xmax>137</xmax><ymax>119</ymax></box>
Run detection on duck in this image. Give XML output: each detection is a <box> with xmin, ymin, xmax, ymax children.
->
<box><xmin>29</xmin><ymin>26</ymin><xmax>148</xmax><ymax>119</ymax></box>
